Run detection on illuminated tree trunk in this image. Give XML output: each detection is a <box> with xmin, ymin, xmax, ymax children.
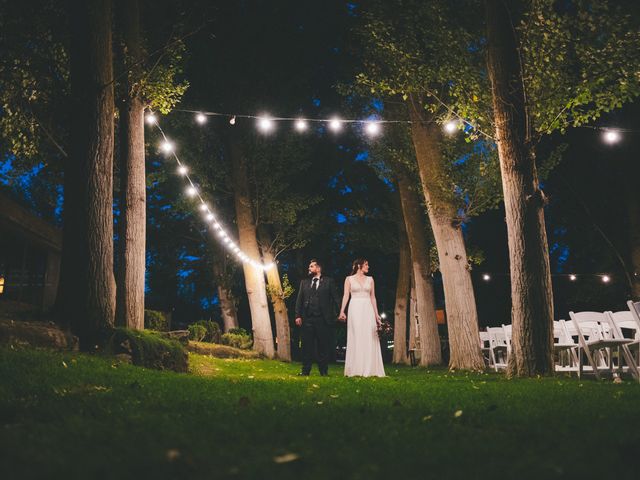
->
<box><xmin>115</xmin><ymin>0</ymin><xmax>145</xmax><ymax>330</ymax></box>
<box><xmin>227</xmin><ymin>136</ymin><xmax>275</xmax><ymax>358</ymax></box>
<box><xmin>397</xmin><ymin>170</ymin><xmax>441</xmax><ymax>366</ymax></box>
<box><xmin>61</xmin><ymin>0</ymin><xmax>116</xmax><ymax>347</ymax></box>
<box><xmin>407</xmin><ymin>98</ymin><xmax>484</xmax><ymax>370</ymax></box>
<box><xmin>258</xmin><ymin>228</ymin><xmax>291</xmax><ymax>361</ymax></box>
<box><xmin>486</xmin><ymin>0</ymin><xmax>554</xmax><ymax>376</ymax></box>
<box><xmin>408</xmin><ymin>277</ymin><xmax>417</xmax><ymax>353</ymax></box>
<box><xmin>212</xmin><ymin>253</ymin><xmax>238</xmax><ymax>332</ymax></box>
<box><xmin>392</xmin><ymin>216</ymin><xmax>411</xmax><ymax>364</ymax></box>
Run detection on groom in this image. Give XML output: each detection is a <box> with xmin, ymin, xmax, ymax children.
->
<box><xmin>295</xmin><ymin>259</ymin><xmax>341</xmax><ymax>376</ymax></box>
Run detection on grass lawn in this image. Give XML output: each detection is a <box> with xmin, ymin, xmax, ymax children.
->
<box><xmin>1</xmin><ymin>347</ymin><xmax>639</xmax><ymax>479</ymax></box>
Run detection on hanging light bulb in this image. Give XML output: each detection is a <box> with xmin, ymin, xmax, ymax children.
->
<box><xmin>160</xmin><ymin>140</ymin><xmax>174</xmax><ymax>154</ymax></box>
<box><xmin>257</xmin><ymin>115</ymin><xmax>275</xmax><ymax>133</ymax></box>
<box><xmin>145</xmin><ymin>113</ymin><xmax>158</xmax><ymax>125</ymax></box>
<box><xmin>380</xmin><ymin>312</ymin><xmax>387</xmax><ymax>319</ymax></box>
<box><xmin>199</xmin><ymin>203</ymin><xmax>208</xmax><ymax>212</ymax></box>
<box><xmin>482</xmin><ymin>274</ymin><xmax>491</xmax><ymax>281</ymax></box>
<box><xmin>569</xmin><ymin>274</ymin><xmax>577</xmax><ymax>281</ymax></box>
<box><xmin>602</xmin><ymin>130</ymin><xmax>621</xmax><ymax>144</ymax></box>
<box><xmin>206</xmin><ymin>213</ymin><xmax>215</xmax><ymax>221</ymax></box>
<box><xmin>229</xmin><ymin>115</ymin><xmax>236</xmax><ymax>125</ymax></box>
<box><xmin>364</xmin><ymin>121</ymin><xmax>382</xmax><ymax>137</ymax></box>
<box><xmin>328</xmin><ymin>117</ymin><xmax>343</xmax><ymax>132</ymax></box>
<box><xmin>185</xmin><ymin>186</ymin><xmax>197</xmax><ymax>197</ymax></box>
<box><xmin>196</xmin><ymin>113</ymin><xmax>207</xmax><ymax>124</ymax></box>
<box><xmin>213</xmin><ymin>223</ymin><xmax>221</xmax><ymax>230</ymax></box>
<box><xmin>602</xmin><ymin>275</ymin><xmax>611</xmax><ymax>283</ymax></box>
<box><xmin>444</xmin><ymin>120</ymin><xmax>458</xmax><ymax>134</ymax></box>
<box><xmin>295</xmin><ymin>119</ymin><xmax>308</xmax><ymax>132</ymax></box>
<box><xmin>177</xmin><ymin>165</ymin><xmax>188</xmax><ymax>176</ymax></box>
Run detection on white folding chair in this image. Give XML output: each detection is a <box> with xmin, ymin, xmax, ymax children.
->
<box><xmin>486</xmin><ymin>327</ymin><xmax>508</xmax><ymax>371</ymax></box>
<box><xmin>569</xmin><ymin>311</ymin><xmax>633</xmax><ymax>379</ymax></box>
<box><xmin>479</xmin><ymin>330</ymin><xmax>492</xmax><ymax>368</ymax></box>
<box><xmin>607</xmin><ymin>309</ymin><xmax>640</xmax><ymax>380</ymax></box>
<box><xmin>553</xmin><ymin>320</ymin><xmax>579</xmax><ymax>373</ymax></box>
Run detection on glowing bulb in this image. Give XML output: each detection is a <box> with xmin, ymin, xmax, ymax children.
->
<box><xmin>482</xmin><ymin>274</ymin><xmax>491</xmax><ymax>281</ymax></box>
<box><xmin>199</xmin><ymin>203</ymin><xmax>208</xmax><ymax>212</ymax></box>
<box><xmin>229</xmin><ymin>116</ymin><xmax>236</xmax><ymax>125</ymax></box>
<box><xmin>160</xmin><ymin>140</ymin><xmax>174</xmax><ymax>154</ymax></box>
<box><xmin>295</xmin><ymin>119</ymin><xmax>308</xmax><ymax>132</ymax></box>
<box><xmin>569</xmin><ymin>274</ymin><xmax>577</xmax><ymax>281</ymax></box>
<box><xmin>603</xmin><ymin>130</ymin><xmax>621</xmax><ymax>144</ymax></box>
<box><xmin>380</xmin><ymin>312</ymin><xmax>387</xmax><ymax>319</ymax></box>
<box><xmin>186</xmin><ymin>186</ymin><xmax>197</xmax><ymax>197</ymax></box>
<box><xmin>364</xmin><ymin>121</ymin><xmax>381</xmax><ymax>137</ymax></box>
<box><xmin>177</xmin><ymin>165</ymin><xmax>188</xmax><ymax>175</ymax></box>
<box><xmin>328</xmin><ymin>117</ymin><xmax>342</xmax><ymax>132</ymax></box>
<box><xmin>145</xmin><ymin>113</ymin><xmax>157</xmax><ymax>125</ymax></box>
<box><xmin>213</xmin><ymin>223</ymin><xmax>221</xmax><ymax>230</ymax></box>
<box><xmin>257</xmin><ymin>116</ymin><xmax>275</xmax><ymax>133</ymax></box>
<box><xmin>217</xmin><ymin>229</ymin><xmax>225</xmax><ymax>237</ymax></box>
<box><xmin>602</xmin><ymin>275</ymin><xmax>611</xmax><ymax>283</ymax></box>
<box><xmin>444</xmin><ymin>120</ymin><xmax>458</xmax><ymax>134</ymax></box>
<box><xmin>196</xmin><ymin>113</ymin><xmax>207</xmax><ymax>124</ymax></box>
<box><xmin>206</xmin><ymin>213</ymin><xmax>215</xmax><ymax>221</ymax></box>
<box><xmin>263</xmin><ymin>263</ymin><xmax>275</xmax><ymax>270</ymax></box>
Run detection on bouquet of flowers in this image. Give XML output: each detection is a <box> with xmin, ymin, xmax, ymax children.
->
<box><xmin>377</xmin><ymin>318</ymin><xmax>393</xmax><ymax>338</ymax></box>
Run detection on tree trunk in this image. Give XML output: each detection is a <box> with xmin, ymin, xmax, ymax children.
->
<box><xmin>485</xmin><ymin>0</ymin><xmax>554</xmax><ymax>376</ymax></box>
<box><xmin>258</xmin><ymin>228</ymin><xmax>292</xmax><ymax>361</ymax></box>
<box><xmin>115</xmin><ymin>0</ymin><xmax>145</xmax><ymax>330</ymax></box>
<box><xmin>396</xmin><ymin>171</ymin><xmax>442</xmax><ymax>366</ymax></box>
<box><xmin>407</xmin><ymin>99</ymin><xmax>484</xmax><ymax>371</ymax></box>
<box><xmin>392</xmin><ymin>215</ymin><xmax>411</xmax><ymax>364</ymax></box>
<box><xmin>60</xmin><ymin>0</ymin><xmax>116</xmax><ymax>348</ymax></box>
<box><xmin>212</xmin><ymin>253</ymin><xmax>239</xmax><ymax>332</ymax></box>
<box><xmin>227</xmin><ymin>135</ymin><xmax>275</xmax><ymax>358</ymax></box>
<box><xmin>408</xmin><ymin>276</ymin><xmax>417</xmax><ymax>354</ymax></box>
<box><xmin>623</xmin><ymin>155</ymin><xmax>640</xmax><ymax>298</ymax></box>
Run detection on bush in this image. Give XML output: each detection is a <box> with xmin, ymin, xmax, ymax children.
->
<box><xmin>221</xmin><ymin>328</ymin><xmax>253</xmax><ymax>350</ymax></box>
<box><xmin>188</xmin><ymin>324</ymin><xmax>207</xmax><ymax>342</ymax></box>
<box><xmin>144</xmin><ymin>310</ymin><xmax>170</xmax><ymax>332</ymax></box>
<box><xmin>105</xmin><ymin>328</ymin><xmax>188</xmax><ymax>373</ymax></box>
<box><xmin>193</xmin><ymin>320</ymin><xmax>222</xmax><ymax>343</ymax></box>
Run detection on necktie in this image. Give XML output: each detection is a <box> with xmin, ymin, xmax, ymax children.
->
<box><xmin>312</xmin><ymin>278</ymin><xmax>319</xmax><ymax>290</ymax></box>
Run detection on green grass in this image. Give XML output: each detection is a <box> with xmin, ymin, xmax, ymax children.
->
<box><xmin>1</xmin><ymin>347</ymin><xmax>639</xmax><ymax>479</ymax></box>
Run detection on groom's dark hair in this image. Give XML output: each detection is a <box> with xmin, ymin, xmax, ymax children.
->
<box><xmin>310</xmin><ymin>258</ymin><xmax>323</xmax><ymax>270</ymax></box>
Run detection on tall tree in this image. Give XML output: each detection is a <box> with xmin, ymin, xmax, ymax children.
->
<box><xmin>485</xmin><ymin>0</ymin><xmax>554</xmax><ymax>375</ymax></box>
<box><xmin>392</xmin><ymin>207</ymin><xmax>411</xmax><ymax>364</ymax></box>
<box><xmin>226</xmin><ymin>130</ymin><xmax>275</xmax><ymax>358</ymax></box>
<box><xmin>115</xmin><ymin>0</ymin><xmax>146</xmax><ymax>330</ymax></box>
<box><xmin>60</xmin><ymin>0</ymin><xmax>116</xmax><ymax>346</ymax></box>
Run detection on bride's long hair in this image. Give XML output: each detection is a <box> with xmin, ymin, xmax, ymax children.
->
<box><xmin>350</xmin><ymin>258</ymin><xmax>368</xmax><ymax>275</ymax></box>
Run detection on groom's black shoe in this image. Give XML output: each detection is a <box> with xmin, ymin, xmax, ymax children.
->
<box><xmin>320</xmin><ymin>371</ymin><xmax>329</xmax><ymax>377</ymax></box>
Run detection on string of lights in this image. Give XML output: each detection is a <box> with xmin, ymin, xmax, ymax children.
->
<box><xmin>145</xmin><ymin>112</ymin><xmax>274</xmax><ymax>271</ymax></box>
<box><xmin>479</xmin><ymin>272</ymin><xmax>613</xmax><ymax>283</ymax></box>
<box><xmin>172</xmin><ymin>108</ymin><xmax>636</xmax><ymax>145</ymax></box>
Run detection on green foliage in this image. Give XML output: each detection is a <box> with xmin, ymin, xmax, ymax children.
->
<box><xmin>192</xmin><ymin>320</ymin><xmax>222</xmax><ymax>344</ymax></box>
<box><xmin>104</xmin><ymin>328</ymin><xmax>188</xmax><ymax>373</ymax></box>
<box><xmin>221</xmin><ymin>328</ymin><xmax>253</xmax><ymax>350</ymax></box>
<box><xmin>144</xmin><ymin>309</ymin><xmax>170</xmax><ymax>332</ymax></box>
<box><xmin>142</xmin><ymin>41</ymin><xmax>190</xmax><ymax>114</ymax></box>
<box><xmin>266</xmin><ymin>273</ymin><xmax>295</xmax><ymax>303</ymax></box>
<box><xmin>188</xmin><ymin>324</ymin><xmax>207</xmax><ymax>342</ymax></box>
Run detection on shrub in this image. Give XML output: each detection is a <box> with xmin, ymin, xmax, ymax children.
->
<box><xmin>144</xmin><ymin>310</ymin><xmax>169</xmax><ymax>332</ymax></box>
<box><xmin>193</xmin><ymin>320</ymin><xmax>222</xmax><ymax>343</ymax></box>
<box><xmin>221</xmin><ymin>328</ymin><xmax>253</xmax><ymax>350</ymax></box>
<box><xmin>188</xmin><ymin>324</ymin><xmax>207</xmax><ymax>342</ymax></box>
<box><xmin>105</xmin><ymin>328</ymin><xmax>188</xmax><ymax>373</ymax></box>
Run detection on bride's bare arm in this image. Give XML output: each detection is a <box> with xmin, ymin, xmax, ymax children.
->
<box><xmin>339</xmin><ymin>277</ymin><xmax>351</xmax><ymax>319</ymax></box>
<box><xmin>369</xmin><ymin>278</ymin><xmax>381</xmax><ymax>322</ymax></box>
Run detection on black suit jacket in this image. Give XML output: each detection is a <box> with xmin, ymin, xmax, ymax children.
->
<box><xmin>295</xmin><ymin>276</ymin><xmax>341</xmax><ymax>325</ymax></box>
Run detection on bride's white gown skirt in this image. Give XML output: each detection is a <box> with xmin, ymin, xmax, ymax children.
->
<box><xmin>344</xmin><ymin>277</ymin><xmax>386</xmax><ymax>377</ymax></box>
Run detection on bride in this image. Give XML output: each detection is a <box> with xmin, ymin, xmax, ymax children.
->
<box><xmin>338</xmin><ymin>258</ymin><xmax>386</xmax><ymax>377</ymax></box>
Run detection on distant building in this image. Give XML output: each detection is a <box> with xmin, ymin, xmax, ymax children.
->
<box><xmin>0</xmin><ymin>191</ymin><xmax>61</xmax><ymax>311</ymax></box>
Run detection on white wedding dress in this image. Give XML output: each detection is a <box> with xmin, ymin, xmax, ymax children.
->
<box><xmin>344</xmin><ymin>276</ymin><xmax>386</xmax><ymax>377</ymax></box>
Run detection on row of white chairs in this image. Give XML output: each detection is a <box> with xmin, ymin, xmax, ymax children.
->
<box><xmin>479</xmin><ymin>300</ymin><xmax>640</xmax><ymax>379</ymax></box>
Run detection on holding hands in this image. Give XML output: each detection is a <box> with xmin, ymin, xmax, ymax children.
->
<box><xmin>338</xmin><ymin>312</ymin><xmax>347</xmax><ymax>322</ymax></box>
